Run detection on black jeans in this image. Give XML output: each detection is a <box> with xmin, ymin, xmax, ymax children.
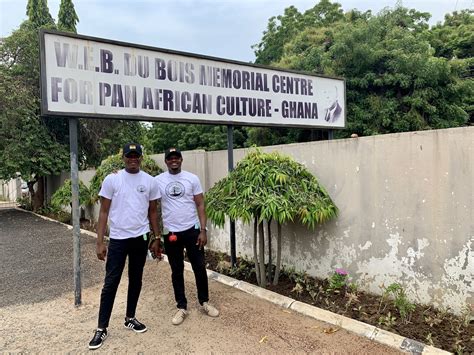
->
<box><xmin>98</xmin><ymin>235</ymin><xmax>148</xmax><ymax>328</ymax></box>
<box><xmin>164</xmin><ymin>227</ymin><xmax>209</xmax><ymax>310</ymax></box>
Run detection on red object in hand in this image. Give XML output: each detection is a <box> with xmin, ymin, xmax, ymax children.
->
<box><xmin>169</xmin><ymin>233</ymin><xmax>177</xmax><ymax>242</ymax></box>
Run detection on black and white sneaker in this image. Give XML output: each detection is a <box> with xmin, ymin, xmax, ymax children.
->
<box><xmin>88</xmin><ymin>328</ymin><xmax>107</xmax><ymax>350</ymax></box>
<box><xmin>124</xmin><ymin>317</ymin><xmax>147</xmax><ymax>333</ymax></box>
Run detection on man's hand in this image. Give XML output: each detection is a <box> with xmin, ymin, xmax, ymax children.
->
<box><xmin>196</xmin><ymin>231</ymin><xmax>207</xmax><ymax>249</ymax></box>
<box><xmin>96</xmin><ymin>241</ymin><xmax>107</xmax><ymax>261</ymax></box>
<box><xmin>149</xmin><ymin>239</ymin><xmax>163</xmax><ymax>260</ymax></box>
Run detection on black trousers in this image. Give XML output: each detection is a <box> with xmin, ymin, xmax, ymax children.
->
<box><xmin>164</xmin><ymin>227</ymin><xmax>209</xmax><ymax>310</ymax></box>
<box><xmin>98</xmin><ymin>235</ymin><xmax>148</xmax><ymax>328</ymax></box>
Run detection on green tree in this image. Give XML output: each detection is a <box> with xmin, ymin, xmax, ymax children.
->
<box><xmin>0</xmin><ymin>67</ymin><xmax>70</xmax><ymax>193</ymax></box>
<box><xmin>145</xmin><ymin>123</ymin><xmax>247</xmax><ymax>153</ymax></box>
<box><xmin>253</xmin><ymin>5</ymin><xmax>305</xmax><ymax>65</ymax></box>
<box><xmin>206</xmin><ymin>149</ymin><xmax>338</xmax><ymax>287</ymax></box>
<box><xmin>302</xmin><ymin>0</ymin><xmax>344</xmax><ymax>28</ymax></box>
<box><xmin>253</xmin><ymin>0</ymin><xmax>344</xmax><ymax>66</ymax></box>
<box><xmin>57</xmin><ymin>0</ymin><xmax>79</xmax><ymax>32</ymax></box>
<box><xmin>1</xmin><ymin>10</ymin><xmax>68</xmax><ymax>210</ymax></box>
<box><xmin>27</xmin><ymin>0</ymin><xmax>55</xmax><ymax>28</ymax></box>
<box><xmin>251</xmin><ymin>2</ymin><xmax>472</xmax><ymax>143</ymax></box>
<box><xmin>273</xmin><ymin>5</ymin><xmax>472</xmax><ymax>136</ymax></box>
<box><xmin>428</xmin><ymin>10</ymin><xmax>473</xmax><ymax>123</ymax></box>
<box><xmin>429</xmin><ymin>10</ymin><xmax>474</xmax><ymax>59</ymax></box>
<box><xmin>327</xmin><ymin>7</ymin><xmax>470</xmax><ymax>134</ymax></box>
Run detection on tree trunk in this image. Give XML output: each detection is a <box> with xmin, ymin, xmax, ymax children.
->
<box><xmin>273</xmin><ymin>223</ymin><xmax>282</xmax><ymax>285</ymax></box>
<box><xmin>253</xmin><ymin>217</ymin><xmax>260</xmax><ymax>286</ymax></box>
<box><xmin>31</xmin><ymin>176</ymin><xmax>44</xmax><ymax>211</ymax></box>
<box><xmin>267</xmin><ymin>219</ymin><xmax>272</xmax><ymax>283</ymax></box>
<box><xmin>258</xmin><ymin>221</ymin><xmax>266</xmax><ymax>287</ymax></box>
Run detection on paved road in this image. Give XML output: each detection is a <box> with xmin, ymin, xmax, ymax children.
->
<box><xmin>0</xmin><ymin>208</ymin><xmax>401</xmax><ymax>353</ymax></box>
<box><xmin>0</xmin><ymin>209</ymin><xmax>104</xmax><ymax>307</ymax></box>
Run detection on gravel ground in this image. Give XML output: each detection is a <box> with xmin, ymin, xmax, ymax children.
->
<box><xmin>0</xmin><ymin>209</ymin><xmax>401</xmax><ymax>353</ymax></box>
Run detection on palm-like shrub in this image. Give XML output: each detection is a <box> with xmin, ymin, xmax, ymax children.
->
<box><xmin>51</xmin><ymin>179</ymin><xmax>92</xmax><ymax>209</ymax></box>
<box><xmin>206</xmin><ymin>149</ymin><xmax>338</xmax><ymax>287</ymax></box>
<box><xmin>89</xmin><ymin>151</ymin><xmax>163</xmax><ymax>203</ymax></box>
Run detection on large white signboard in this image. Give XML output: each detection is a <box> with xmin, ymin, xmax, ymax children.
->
<box><xmin>40</xmin><ymin>30</ymin><xmax>345</xmax><ymax>128</ymax></box>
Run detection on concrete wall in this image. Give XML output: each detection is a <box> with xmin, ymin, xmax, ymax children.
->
<box><xmin>183</xmin><ymin>127</ymin><xmax>473</xmax><ymax>314</ymax></box>
<box><xmin>0</xmin><ymin>177</ymin><xmax>22</xmax><ymax>201</ymax></box>
<box><xmin>50</xmin><ymin>126</ymin><xmax>473</xmax><ymax>313</ymax></box>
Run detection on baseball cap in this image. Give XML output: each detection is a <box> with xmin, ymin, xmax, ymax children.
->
<box><xmin>165</xmin><ymin>147</ymin><xmax>182</xmax><ymax>160</ymax></box>
<box><xmin>123</xmin><ymin>143</ymin><xmax>143</xmax><ymax>157</ymax></box>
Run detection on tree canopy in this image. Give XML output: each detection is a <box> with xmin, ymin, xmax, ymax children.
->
<box><xmin>144</xmin><ymin>123</ymin><xmax>248</xmax><ymax>154</ymax></box>
<box><xmin>0</xmin><ymin>16</ymin><xmax>68</xmax><ymax>209</ymax></box>
<box><xmin>57</xmin><ymin>0</ymin><xmax>79</xmax><ymax>32</ymax></box>
<box><xmin>206</xmin><ymin>149</ymin><xmax>337</xmax><ymax>228</ymax></box>
<box><xmin>27</xmin><ymin>0</ymin><xmax>55</xmax><ymax>28</ymax></box>
<box><xmin>250</xmin><ymin>2</ymin><xmax>473</xmax><ymax>142</ymax></box>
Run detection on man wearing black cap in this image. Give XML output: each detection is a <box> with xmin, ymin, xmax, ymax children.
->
<box><xmin>88</xmin><ymin>143</ymin><xmax>162</xmax><ymax>350</ymax></box>
<box><xmin>152</xmin><ymin>148</ymin><xmax>219</xmax><ymax>325</ymax></box>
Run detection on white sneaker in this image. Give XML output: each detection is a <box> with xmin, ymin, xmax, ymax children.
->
<box><xmin>202</xmin><ymin>302</ymin><xmax>219</xmax><ymax>317</ymax></box>
<box><xmin>172</xmin><ymin>309</ymin><xmax>188</xmax><ymax>325</ymax></box>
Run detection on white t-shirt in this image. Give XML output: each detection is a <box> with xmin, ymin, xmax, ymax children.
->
<box><xmin>99</xmin><ymin>169</ymin><xmax>160</xmax><ymax>239</ymax></box>
<box><xmin>156</xmin><ymin>170</ymin><xmax>203</xmax><ymax>232</ymax></box>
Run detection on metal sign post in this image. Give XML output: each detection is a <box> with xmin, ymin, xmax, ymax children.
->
<box><xmin>227</xmin><ymin>125</ymin><xmax>237</xmax><ymax>267</ymax></box>
<box><xmin>69</xmin><ymin>117</ymin><xmax>82</xmax><ymax>306</ymax></box>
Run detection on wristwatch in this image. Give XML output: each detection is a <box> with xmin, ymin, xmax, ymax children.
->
<box><xmin>200</xmin><ymin>227</ymin><xmax>208</xmax><ymax>232</ymax></box>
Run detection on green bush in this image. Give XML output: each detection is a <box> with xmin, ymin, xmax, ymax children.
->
<box><xmin>51</xmin><ymin>179</ymin><xmax>91</xmax><ymax>208</ymax></box>
<box><xmin>206</xmin><ymin>148</ymin><xmax>338</xmax><ymax>228</ymax></box>
<box><xmin>37</xmin><ymin>204</ymin><xmax>71</xmax><ymax>224</ymax></box>
<box><xmin>17</xmin><ymin>196</ymin><xmax>32</xmax><ymax>210</ymax></box>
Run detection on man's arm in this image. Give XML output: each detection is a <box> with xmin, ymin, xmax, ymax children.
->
<box><xmin>148</xmin><ymin>199</ymin><xmax>163</xmax><ymax>258</ymax></box>
<box><xmin>148</xmin><ymin>199</ymin><xmax>161</xmax><ymax>236</ymax></box>
<box><xmin>96</xmin><ymin>197</ymin><xmax>111</xmax><ymax>261</ymax></box>
<box><xmin>194</xmin><ymin>193</ymin><xmax>207</xmax><ymax>248</ymax></box>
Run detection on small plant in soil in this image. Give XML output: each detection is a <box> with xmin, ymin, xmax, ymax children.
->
<box><xmin>378</xmin><ymin>312</ymin><xmax>397</xmax><ymax>328</ymax></box>
<box><xmin>327</xmin><ymin>268</ymin><xmax>349</xmax><ymax>293</ymax></box>
<box><xmin>379</xmin><ymin>283</ymin><xmax>416</xmax><ymax>324</ymax></box>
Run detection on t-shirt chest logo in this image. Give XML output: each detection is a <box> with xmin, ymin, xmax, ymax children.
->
<box><xmin>136</xmin><ymin>185</ymin><xmax>147</xmax><ymax>193</ymax></box>
<box><xmin>165</xmin><ymin>181</ymin><xmax>185</xmax><ymax>199</ymax></box>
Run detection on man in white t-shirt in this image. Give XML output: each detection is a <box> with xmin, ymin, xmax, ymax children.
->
<box><xmin>88</xmin><ymin>143</ymin><xmax>162</xmax><ymax>350</ymax></box>
<box><xmin>153</xmin><ymin>147</ymin><xmax>219</xmax><ymax>326</ymax></box>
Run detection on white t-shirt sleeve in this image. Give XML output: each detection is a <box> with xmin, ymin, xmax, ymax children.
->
<box><xmin>192</xmin><ymin>174</ymin><xmax>203</xmax><ymax>196</ymax></box>
<box><xmin>149</xmin><ymin>177</ymin><xmax>161</xmax><ymax>201</ymax></box>
<box><xmin>99</xmin><ymin>174</ymin><xmax>116</xmax><ymax>200</ymax></box>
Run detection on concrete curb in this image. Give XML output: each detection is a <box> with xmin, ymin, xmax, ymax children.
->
<box><xmin>21</xmin><ymin>208</ymin><xmax>450</xmax><ymax>354</ymax></box>
<box><xmin>204</xmin><ymin>265</ymin><xmax>450</xmax><ymax>355</ymax></box>
<box><xmin>22</xmin><ymin>208</ymin><xmax>99</xmax><ymax>238</ymax></box>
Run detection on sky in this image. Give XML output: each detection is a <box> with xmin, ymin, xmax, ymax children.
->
<box><xmin>0</xmin><ymin>0</ymin><xmax>472</xmax><ymax>62</ymax></box>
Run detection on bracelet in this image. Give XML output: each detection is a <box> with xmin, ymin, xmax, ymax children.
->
<box><xmin>149</xmin><ymin>232</ymin><xmax>160</xmax><ymax>243</ymax></box>
<box><xmin>200</xmin><ymin>227</ymin><xmax>208</xmax><ymax>231</ymax></box>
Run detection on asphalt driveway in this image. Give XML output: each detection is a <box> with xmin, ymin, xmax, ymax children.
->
<box><xmin>0</xmin><ymin>209</ymin><xmax>104</xmax><ymax>307</ymax></box>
